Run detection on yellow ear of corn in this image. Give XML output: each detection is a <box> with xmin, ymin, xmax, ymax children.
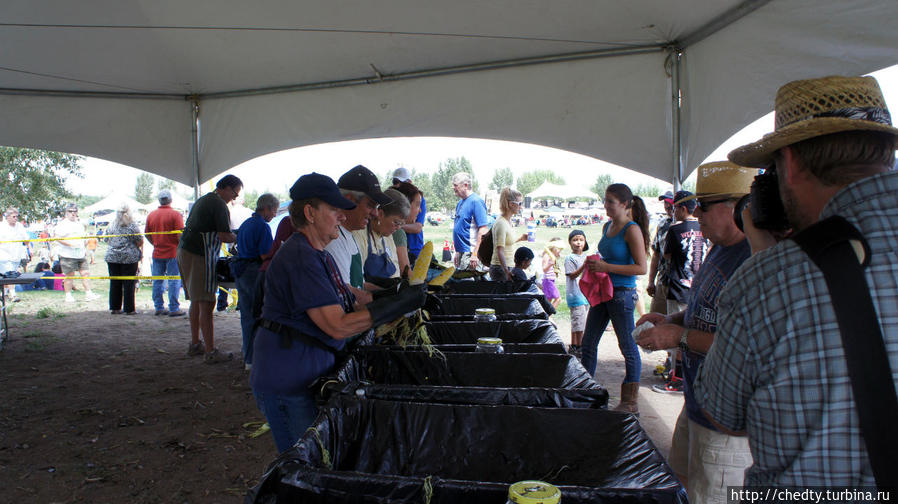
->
<box><xmin>409</xmin><ymin>241</ymin><xmax>433</xmax><ymax>285</ymax></box>
<box><xmin>428</xmin><ymin>266</ymin><xmax>455</xmax><ymax>286</ymax></box>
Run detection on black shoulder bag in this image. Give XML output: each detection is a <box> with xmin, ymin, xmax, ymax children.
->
<box><xmin>790</xmin><ymin>215</ymin><xmax>898</xmax><ymax>490</ymax></box>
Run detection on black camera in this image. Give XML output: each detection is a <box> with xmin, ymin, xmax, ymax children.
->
<box><xmin>748</xmin><ymin>165</ymin><xmax>790</xmax><ymax>231</ymax></box>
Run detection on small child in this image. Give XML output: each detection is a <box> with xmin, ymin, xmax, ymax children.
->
<box><xmin>541</xmin><ymin>237</ymin><xmax>564</xmax><ymax>309</ymax></box>
<box><xmin>510</xmin><ymin>246</ymin><xmax>534</xmax><ymax>281</ymax></box>
<box><xmin>564</xmin><ymin>230</ymin><xmax>590</xmax><ymax>357</ymax></box>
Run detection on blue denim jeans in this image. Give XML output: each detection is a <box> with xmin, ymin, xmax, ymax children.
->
<box><xmin>581</xmin><ymin>287</ymin><xmax>641</xmax><ymax>383</ymax></box>
<box><xmin>253</xmin><ymin>389</ymin><xmax>318</xmax><ymax>453</ymax></box>
<box><xmin>235</xmin><ymin>262</ymin><xmax>260</xmax><ymax>364</ymax></box>
<box><xmin>151</xmin><ymin>257</ymin><xmax>181</xmax><ymax>312</ymax></box>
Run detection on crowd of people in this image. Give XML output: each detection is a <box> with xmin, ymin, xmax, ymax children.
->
<box><xmin>2</xmin><ymin>74</ymin><xmax>895</xmax><ymax>499</ymax></box>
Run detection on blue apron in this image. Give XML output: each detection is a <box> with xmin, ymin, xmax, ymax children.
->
<box><xmin>363</xmin><ymin>229</ymin><xmax>396</xmax><ymax>280</ymax></box>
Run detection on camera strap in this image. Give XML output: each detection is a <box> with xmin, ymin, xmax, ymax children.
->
<box><xmin>790</xmin><ymin>215</ymin><xmax>897</xmax><ymax>490</ymax></box>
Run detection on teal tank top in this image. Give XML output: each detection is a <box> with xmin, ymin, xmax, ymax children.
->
<box><xmin>597</xmin><ymin>221</ymin><xmax>637</xmax><ymax>288</ymax></box>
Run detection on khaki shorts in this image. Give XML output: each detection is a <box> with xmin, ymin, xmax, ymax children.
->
<box><xmin>177</xmin><ymin>248</ymin><xmax>215</xmax><ymax>303</ymax></box>
<box><xmin>60</xmin><ymin>257</ymin><xmax>88</xmax><ymax>275</ymax></box>
<box><xmin>650</xmin><ymin>282</ymin><xmax>668</xmax><ymax>314</ymax></box>
<box><xmin>569</xmin><ymin>304</ymin><xmax>588</xmax><ymax>332</ymax></box>
<box><xmin>669</xmin><ymin>406</ymin><xmax>752</xmax><ymax>504</ymax></box>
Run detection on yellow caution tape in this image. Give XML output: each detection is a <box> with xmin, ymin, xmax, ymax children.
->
<box><xmin>51</xmin><ymin>275</ymin><xmax>183</xmax><ymax>281</ymax></box>
<box><xmin>0</xmin><ymin>230</ymin><xmax>182</xmax><ymax>244</ymax></box>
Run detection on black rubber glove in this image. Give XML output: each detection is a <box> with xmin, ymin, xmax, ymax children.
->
<box><xmin>367</xmin><ymin>276</ymin><xmax>402</xmax><ymax>290</ymax></box>
<box><xmin>366</xmin><ymin>284</ymin><xmax>427</xmax><ymax>327</ymax></box>
<box><xmin>423</xmin><ymin>293</ymin><xmax>443</xmax><ymax>314</ymax></box>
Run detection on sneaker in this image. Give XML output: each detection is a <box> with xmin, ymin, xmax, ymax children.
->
<box><xmin>155</xmin><ymin>309</ymin><xmax>169</xmax><ymax>316</ymax></box>
<box><xmin>84</xmin><ymin>292</ymin><xmax>100</xmax><ymax>301</ymax></box>
<box><xmin>204</xmin><ymin>349</ymin><xmax>234</xmax><ymax>364</ymax></box>
<box><xmin>186</xmin><ymin>342</ymin><xmax>205</xmax><ymax>357</ymax></box>
<box><xmin>168</xmin><ymin>310</ymin><xmax>186</xmax><ymax>317</ymax></box>
<box><xmin>65</xmin><ymin>293</ymin><xmax>75</xmax><ymax>303</ymax></box>
<box><xmin>110</xmin><ymin>309</ymin><xmax>122</xmax><ymax>315</ymax></box>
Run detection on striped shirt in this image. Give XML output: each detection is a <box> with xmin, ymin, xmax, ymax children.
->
<box><xmin>694</xmin><ymin>170</ymin><xmax>898</xmax><ymax>487</ymax></box>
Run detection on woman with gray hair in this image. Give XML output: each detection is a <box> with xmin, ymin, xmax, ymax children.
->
<box><xmin>353</xmin><ymin>187</ymin><xmax>410</xmax><ymax>281</ymax></box>
<box><xmin>104</xmin><ymin>204</ymin><xmax>144</xmax><ymax>314</ymax></box>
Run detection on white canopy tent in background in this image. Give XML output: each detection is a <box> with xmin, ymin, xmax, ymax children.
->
<box><xmin>1</xmin><ymin>1</ymin><xmax>896</xmax><ymax>190</ymax></box>
<box><xmin>82</xmin><ymin>194</ymin><xmax>143</xmax><ymax>215</ymax></box>
<box><xmin>526</xmin><ymin>182</ymin><xmax>598</xmax><ymax>201</ymax></box>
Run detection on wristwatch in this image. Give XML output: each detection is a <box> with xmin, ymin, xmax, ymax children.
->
<box><xmin>678</xmin><ymin>328</ymin><xmax>690</xmax><ymax>353</ymax></box>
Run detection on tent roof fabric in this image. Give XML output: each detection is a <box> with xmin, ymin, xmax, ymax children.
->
<box><xmin>2</xmin><ymin>1</ymin><xmax>896</xmax><ymax>186</ymax></box>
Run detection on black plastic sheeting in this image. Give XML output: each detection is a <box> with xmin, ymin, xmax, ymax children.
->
<box><xmin>371</xmin><ymin>342</ymin><xmax>567</xmax><ymax>354</ymax></box>
<box><xmin>441</xmin><ymin>279</ymin><xmax>536</xmax><ymax>294</ymax></box>
<box><xmin>422</xmin><ymin>319</ymin><xmax>562</xmax><ymax>345</ymax></box>
<box><xmin>247</xmin><ymin>396</ymin><xmax>687</xmax><ymax>504</ymax></box>
<box><xmin>436</xmin><ymin>291</ymin><xmax>556</xmax><ymax>315</ymax></box>
<box><xmin>427</xmin><ymin>295</ymin><xmax>548</xmax><ymax>320</ymax></box>
<box><xmin>334</xmin><ymin>348</ymin><xmax>597</xmax><ymax>389</ymax></box>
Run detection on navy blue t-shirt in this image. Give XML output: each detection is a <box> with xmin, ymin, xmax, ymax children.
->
<box><xmin>251</xmin><ymin>233</ymin><xmax>355</xmax><ymax>395</ymax></box>
<box><xmin>682</xmin><ymin>239</ymin><xmax>750</xmax><ymax>429</ymax></box>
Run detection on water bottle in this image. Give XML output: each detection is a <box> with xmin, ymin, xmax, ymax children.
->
<box><xmin>473</xmin><ymin>308</ymin><xmax>496</xmax><ymax>322</ymax></box>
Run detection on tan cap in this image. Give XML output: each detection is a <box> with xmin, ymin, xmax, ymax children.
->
<box><xmin>676</xmin><ymin>161</ymin><xmax>758</xmax><ymax>203</ymax></box>
<box><xmin>729</xmin><ymin>75</ymin><xmax>898</xmax><ymax>167</ymax></box>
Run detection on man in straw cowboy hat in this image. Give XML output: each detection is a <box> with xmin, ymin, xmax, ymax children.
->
<box><xmin>693</xmin><ymin>75</ymin><xmax>898</xmax><ymax>488</ymax></box>
<box><xmin>634</xmin><ymin>161</ymin><xmax>758</xmax><ymax>502</ymax></box>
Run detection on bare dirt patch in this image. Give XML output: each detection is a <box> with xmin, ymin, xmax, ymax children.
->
<box><xmin>0</xmin><ymin>304</ymin><xmax>274</xmax><ymax>503</ymax></box>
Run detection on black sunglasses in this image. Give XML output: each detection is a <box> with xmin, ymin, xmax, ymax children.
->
<box><xmin>696</xmin><ymin>198</ymin><xmax>732</xmax><ymax>211</ymax></box>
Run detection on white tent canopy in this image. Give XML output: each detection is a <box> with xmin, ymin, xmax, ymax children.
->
<box><xmin>83</xmin><ymin>194</ymin><xmax>143</xmax><ymax>215</ymax></box>
<box><xmin>527</xmin><ymin>182</ymin><xmax>598</xmax><ymax>201</ymax></box>
<box><xmin>2</xmin><ymin>1</ymin><xmax>896</xmax><ymax>187</ymax></box>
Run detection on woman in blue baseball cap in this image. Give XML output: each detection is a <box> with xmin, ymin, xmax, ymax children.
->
<box><xmin>250</xmin><ymin>172</ymin><xmax>426</xmax><ymax>453</ymax></box>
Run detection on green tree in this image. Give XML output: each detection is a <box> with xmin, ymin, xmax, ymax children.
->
<box><xmin>429</xmin><ymin>157</ymin><xmax>477</xmax><ymax>213</ymax></box>
<box><xmin>682</xmin><ymin>178</ymin><xmax>696</xmax><ymax>193</ymax></box>
<box><xmin>489</xmin><ymin>167</ymin><xmax>515</xmax><ymax>191</ymax></box>
<box><xmin>157</xmin><ymin>178</ymin><xmax>176</xmax><ymax>191</ymax></box>
<box><xmin>134</xmin><ymin>173</ymin><xmax>155</xmax><ymax>204</ymax></box>
<box><xmin>0</xmin><ymin>147</ymin><xmax>82</xmax><ymax>221</ymax></box>
<box><xmin>590</xmin><ymin>173</ymin><xmax>614</xmax><ymax>200</ymax></box>
<box><xmin>242</xmin><ymin>189</ymin><xmax>261</xmax><ymax>209</ymax></box>
<box><xmin>515</xmin><ymin>169</ymin><xmax>564</xmax><ymax>197</ymax></box>
<box><xmin>634</xmin><ymin>183</ymin><xmax>662</xmax><ymax>198</ymax></box>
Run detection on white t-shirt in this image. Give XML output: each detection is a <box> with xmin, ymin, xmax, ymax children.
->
<box><xmin>0</xmin><ymin>221</ymin><xmax>28</xmax><ymax>263</ymax></box>
<box><xmin>324</xmin><ymin>226</ymin><xmax>361</xmax><ymax>286</ymax></box>
<box><xmin>55</xmin><ymin>219</ymin><xmax>86</xmax><ymax>259</ymax></box>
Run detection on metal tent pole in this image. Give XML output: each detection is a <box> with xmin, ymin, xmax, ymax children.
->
<box><xmin>669</xmin><ymin>49</ymin><xmax>683</xmax><ymax>191</ymax></box>
<box><xmin>190</xmin><ymin>97</ymin><xmax>201</xmax><ymax>200</ymax></box>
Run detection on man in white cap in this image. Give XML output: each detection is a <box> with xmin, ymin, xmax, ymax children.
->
<box><xmin>391</xmin><ymin>167</ymin><xmax>426</xmax><ymax>264</ymax></box>
<box><xmin>694</xmin><ymin>75</ymin><xmax>898</xmax><ymax>488</ymax></box>
<box><xmin>634</xmin><ymin>162</ymin><xmax>757</xmax><ymax>502</ymax></box>
<box><xmin>145</xmin><ymin>189</ymin><xmax>186</xmax><ymax>316</ymax></box>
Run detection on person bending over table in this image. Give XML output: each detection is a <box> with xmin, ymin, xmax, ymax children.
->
<box><xmin>250</xmin><ymin>173</ymin><xmax>426</xmax><ymax>453</ymax></box>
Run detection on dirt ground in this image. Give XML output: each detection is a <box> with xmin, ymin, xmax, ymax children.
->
<box><xmin>0</xmin><ymin>294</ymin><xmax>680</xmax><ymax>503</ymax></box>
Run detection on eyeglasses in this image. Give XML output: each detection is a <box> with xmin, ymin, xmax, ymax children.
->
<box><xmin>696</xmin><ymin>198</ymin><xmax>732</xmax><ymax>211</ymax></box>
<box><xmin>391</xmin><ymin>218</ymin><xmax>405</xmax><ymax>227</ymax></box>
<box><xmin>66</xmin><ymin>210</ymin><xmax>78</xmax><ymax>214</ymax></box>
<box><xmin>511</xmin><ymin>200</ymin><xmax>523</xmax><ymax>206</ymax></box>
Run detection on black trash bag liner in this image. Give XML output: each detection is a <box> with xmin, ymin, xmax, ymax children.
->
<box><xmin>441</xmin><ymin>279</ymin><xmax>535</xmax><ymax>294</ymax></box>
<box><xmin>321</xmin><ymin>381</ymin><xmax>608</xmax><ymax>409</ymax></box>
<box><xmin>428</xmin><ymin>295</ymin><xmax>547</xmax><ymax>318</ymax></box>
<box><xmin>331</xmin><ymin>348</ymin><xmax>598</xmax><ymax>389</ymax></box>
<box><xmin>246</xmin><ymin>396</ymin><xmax>686</xmax><ymax>504</ymax></box>
<box><xmin>370</xmin><ymin>342</ymin><xmax>567</xmax><ymax>354</ymax></box>
<box><xmin>437</xmin><ymin>292</ymin><xmax>556</xmax><ymax>315</ymax></box>
<box><xmin>422</xmin><ymin>319</ymin><xmax>562</xmax><ymax>345</ymax></box>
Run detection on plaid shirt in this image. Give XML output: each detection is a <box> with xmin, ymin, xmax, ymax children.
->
<box><xmin>694</xmin><ymin>170</ymin><xmax>898</xmax><ymax>487</ymax></box>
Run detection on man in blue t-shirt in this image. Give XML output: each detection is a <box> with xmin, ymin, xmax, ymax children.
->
<box><xmin>451</xmin><ymin>172</ymin><xmax>488</xmax><ymax>271</ymax></box>
<box><xmin>632</xmin><ymin>161</ymin><xmax>758</xmax><ymax>503</ymax></box>
<box><xmin>391</xmin><ymin>167</ymin><xmax>426</xmax><ymax>264</ymax></box>
<box><xmin>234</xmin><ymin>193</ymin><xmax>279</xmax><ymax>370</ymax></box>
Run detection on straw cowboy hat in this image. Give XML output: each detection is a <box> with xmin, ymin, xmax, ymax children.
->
<box><xmin>675</xmin><ymin>161</ymin><xmax>758</xmax><ymax>204</ymax></box>
<box><xmin>729</xmin><ymin>75</ymin><xmax>898</xmax><ymax>167</ymax></box>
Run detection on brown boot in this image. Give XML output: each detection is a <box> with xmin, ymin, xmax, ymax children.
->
<box><xmin>613</xmin><ymin>382</ymin><xmax>640</xmax><ymax>415</ymax></box>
